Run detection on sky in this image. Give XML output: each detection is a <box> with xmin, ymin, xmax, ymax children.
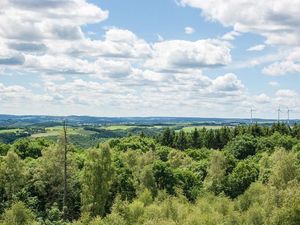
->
<box><xmin>0</xmin><ymin>0</ymin><xmax>300</xmax><ymax>119</ymax></box>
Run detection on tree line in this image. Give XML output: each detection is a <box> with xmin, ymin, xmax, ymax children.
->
<box><xmin>0</xmin><ymin>123</ymin><xmax>299</xmax><ymax>224</ymax></box>
<box><xmin>158</xmin><ymin>123</ymin><xmax>300</xmax><ymax>150</ymax></box>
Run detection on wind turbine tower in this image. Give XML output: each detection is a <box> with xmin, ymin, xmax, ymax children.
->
<box><xmin>277</xmin><ymin>107</ymin><xmax>281</xmax><ymax>123</ymax></box>
<box><xmin>287</xmin><ymin>108</ymin><xmax>291</xmax><ymax>125</ymax></box>
<box><xmin>250</xmin><ymin>108</ymin><xmax>256</xmax><ymax>124</ymax></box>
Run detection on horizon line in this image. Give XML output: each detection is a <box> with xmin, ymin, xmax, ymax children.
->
<box><xmin>0</xmin><ymin>114</ymin><xmax>299</xmax><ymax>121</ymax></box>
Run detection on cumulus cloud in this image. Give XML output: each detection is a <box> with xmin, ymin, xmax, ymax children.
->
<box><xmin>1</xmin><ymin>0</ymin><xmax>299</xmax><ymax>116</ymax></box>
<box><xmin>8</xmin><ymin>42</ymin><xmax>47</xmax><ymax>53</ymax></box>
<box><xmin>0</xmin><ymin>0</ymin><xmax>234</xmax><ymax>82</ymax></box>
<box><xmin>97</xmin><ymin>28</ymin><xmax>152</xmax><ymax>58</ymax></box>
<box><xmin>179</xmin><ymin>0</ymin><xmax>300</xmax><ymax>77</ymax></box>
<box><xmin>247</xmin><ymin>44</ymin><xmax>265</xmax><ymax>52</ymax></box>
<box><xmin>0</xmin><ymin>0</ymin><xmax>112</xmax><ymax>77</ymax></box>
<box><xmin>274</xmin><ymin>89</ymin><xmax>300</xmax><ymax>110</ymax></box>
<box><xmin>40</xmin><ymin>72</ymin><xmax>246</xmax><ymax>109</ymax></box>
<box><xmin>276</xmin><ymin>89</ymin><xmax>298</xmax><ymax>98</ymax></box>
<box><xmin>0</xmin><ymin>54</ymin><xmax>25</xmax><ymax>65</ymax></box>
<box><xmin>145</xmin><ymin>39</ymin><xmax>231</xmax><ymax>72</ymax></box>
<box><xmin>180</xmin><ymin>0</ymin><xmax>300</xmax><ymax>46</ymax></box>
<box><xmin>263</xmin><ymin>61</ymin><xmax>300</xmax><ymax>76</ymax></box>
<box><xmin>0</xmin><ymin>82</ymin><xmax>51</xmax><ymax>103</ymax></box>
<box><xmin>211</xmin><ymin>73</ymin><xmax>244</xmax><ymax>93</ymax></box>
<box><xmin>253</xmin><ymin>93</ymin><xmax>271</xmax><ymax>104</ymax></box>
<box><xmin>0</xmin><ymin>0</ymin><xmax>108</xmax><ymax>41</ymax></box>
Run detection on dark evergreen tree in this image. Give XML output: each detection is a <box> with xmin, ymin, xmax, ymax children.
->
<box><xmin>175</xmin><ymin>130</ymin><xmax>188</xmax><ymax>150</ymax></box>
<box><xmin>191</xmin><ymin>128</ymin><xmax>202</xmax><ymax>149</ymax></box>
<box><xmin>161</xmin><ymin>128</ymin><xmax>174</xmax><ymax>147</ymax></box>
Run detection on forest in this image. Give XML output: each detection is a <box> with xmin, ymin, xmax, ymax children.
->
<box><xmin>0</xmin><ymin>123</ymin><xmax>300</xmax><ymax>225</ymax></box>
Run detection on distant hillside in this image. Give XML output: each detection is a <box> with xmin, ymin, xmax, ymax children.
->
<box><xmin>1</xmin><ymin>114</ymin><xmax>295</xmax><ymax>127</ymax></box>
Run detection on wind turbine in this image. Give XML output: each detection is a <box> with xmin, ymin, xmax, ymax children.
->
<box><xmin>277</xmin><ymin>107</ymin><xmax>282</xmax><ymax>123</ymax></box>
<box><xmin>287</xmin><ymin>108</ymin><xmax>292</xmax><ymax>125</ymax></box>
<box><xmin>250</xmin><ymin>108</ymin><xmax>256</xmax><ymax>124</ymax></box>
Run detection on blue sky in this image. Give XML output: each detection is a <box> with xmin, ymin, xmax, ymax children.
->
<box><xmin>0</xmin><ymin>0</ymin><xmax>299</xmax><ymax>118</ymax></box>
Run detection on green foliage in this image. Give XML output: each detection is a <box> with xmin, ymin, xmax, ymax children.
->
<box><xmin>174</xmin><ymin>169</ymin><xmax>201</xmax><ymax>201</ymax></box>
<box><xmin>13</xmin><ymin>138</ymin><xmax>49</xmax><ymax>159</ymax></box>
<box><xmin>225</xmin><ymin>135</ymin><xmax>257</xmax><ymax>159</ymax></box>
<box><xmin>0</xmin><ymin>124</ymin><xmax>300</xmax><ymax>224</ymax></box>
<box><xmin>269</xmin><ymin>149</ymin><xmax>300</xmax><ymax>189</ymax></box>
<box><xmin>161</xmin><ymin>128</ymin><xmax>175</xmax><ymax>147</ymax></box>
<box><xmin>174</xmin><ymin>130</ymin><xmax>188</xmax><ymax>150</ymax></box>
<box><xmin>110</xmin><ymin>157</ymin><xmax>136</xmax><ymax>201</ymax></box>
<box><xmin>32</xmin><ymin>142</ymin><xmax>80</xmax><ymax>220</ymax></box>
<box><xmin>140</xmin><ymin>165</ymin><xmax>157</xmax><ymax>197</ymax></box>
<box><xmin>0</xmin><ymin>143</ymin><xmax>10</xmax><ymax>156</ymax></box>
<box><xmin>81</xmin><ymin>144</ymin><xmax>114</xmax><ymax>217</ymax></box>
<box><xmin>225</xmin><ymin>159</ymin><xmax>259</xmax><ymax>198</ymax></box>
<box><xmin>191</xmin><ymin>128</ymin><xmax>202</xmax><ymax>149</ymax></box>
<box><xmin>0</xmin><ymin>152</ymin><xmax>25</xmax><ymax>210</ymax></box>
<box><xmin>110</xmin><ymin>136</ymin><xmax>156</xmax><ymax>152</ymax></box>
<box><xmin>0</xmin><ymin>201</ymin><xmax>38</xmax><ymax>225</ymax></box>
<box><xmin>204</xmin><ymin>151</ymin><xmax>227</xmax><ymax>195</ymax></box>
<box><xmin>153</xmin><ymin>160</ymin><xmax>176</xmax><ymax>194</ymax></box>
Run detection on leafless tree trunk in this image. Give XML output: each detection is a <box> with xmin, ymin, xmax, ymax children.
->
<box><xmin>63</xmin><ymin>120</ymin><xmax>68</xmax><ymax>220</ymax></box>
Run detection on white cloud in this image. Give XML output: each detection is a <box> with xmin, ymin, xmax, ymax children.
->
<box><xmin>263</xmin><ymin>61</ymin><xmax>300</xmax><ymax>76</ymax></box>
<box><xmin>44</xmin><ymin>28</ymin><xmax>152</xmax><ymax>59</ymax></box>
<box><xmin>211</xmin><ymin>73</ymin><xmax>244</xmax><ymax>93</ymax></box>
<box><xmin>180</xmin><ymin>0</ymin><xmax>300</xmax><ymax>45</ymax></box>
<box><xmin>0</xmin><ymin>0</ymin><xmax>108</xmax><ymax>41</ymax></box>
<box><xmin>253</xmin><ymin>93</ymin><xmax>271</xmax><ymax>104</ymax></box>
<box><xmin>222</xmin><ymin>30</ymin><xmax>240</xmax><ymax>41</ymax></box>
<box><xmin>96</xmin><ymin>28</ymin><xmax>152</xmax><ymax>58</ymax></box>
<box><xmin>0</xmin><ymin>82</ymin><xmax>52</xmax><ymax>103</ymax></box>
<box><xmin>1</xmin><ymin>0</ymin><xmax>299</xmax><ymax>117</ymax></box>
<box><xmin>276</xmin><ymin>89</ymin><xmax>298</xmax><ymax>98</ymax></box>
<box><xmin>274</xmin><ymin>89</ymin><xmax>300</xmax><ymax>110</ymax></box>
<box><xmin>185</xmin><ymin>26</ymin><xmax>195</xmax><ymax>34</ymax></box>
<box><xmin>24</xmin><ymin>54</ymin><xmax>97</xmax><ymax>75</ymax></box>
<box><xmin>145</xmin><ymin>39</ymin><xmax>231</xmax><ymax>72</ymax></box>
<box><xmin>247</xmin><ymin>44</ymin><xmax>265</xmax><ymax>52</ymax></box>
<box><xmin>0</xmin><ymin>0</ymin><xmax>234</xmax><ymax>83</ymax></box>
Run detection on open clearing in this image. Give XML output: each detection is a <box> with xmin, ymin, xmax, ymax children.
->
<box><xmin>103</xmin><ymin>125</ymin><xmax>137</xmax><ymax>130</ymax></box>
<box><xmin>31</xmin><ymin>126</ymin><xmax>96</xmax><ymax>138</ymax></box>
<box><xmin>0</xmin><ymin>128</ymin><xmax>22</xmax><ymax>134</ymax></box>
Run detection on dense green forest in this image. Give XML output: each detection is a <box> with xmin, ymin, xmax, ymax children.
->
<box><xmin>0</xmin><ymin>123</ymin><xmax>300</xmax><ymax>225</ymax></box>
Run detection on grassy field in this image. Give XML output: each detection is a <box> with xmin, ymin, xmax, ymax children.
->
<box><xmin>0</xmin><ymin>128</ymin><xmax>22</xmax><ymax>134</ymax></box>
<box><xmin>0</xmin><ymin>124</ymin><xmax>228</xmax><ymax>138</ymax></box>
<box><xmin>103</xmin><ymin>125</ymin><xmax>137</xmax><ymax>130</ymax></box>
<box><xmin>103</xmin><ymin>124</ymin><xmax>225</xmax><ymax>132</ymax></box>
<box><xmin>31</xmin><ymin>126</ymin><xmax>96</xmax><ymax>138</ymax></box>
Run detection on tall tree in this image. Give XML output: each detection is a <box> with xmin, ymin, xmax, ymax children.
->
<box><xmin>81</xmin><ymin>143</ymin><xmax>114</xmax><ymax>217</ymax></box>
<box><xmin>161</xmin><ymin>128</ymin><xmax>174</xmax><ymax>147</ymax></box>
<box><xmin>205</xmin><ymin>129</ymin><xmax>215</xmax><ymax>149</ymax></box>
<box><xmin>175</xmin><ymin>130</ymin><xmax>188</xmax><ymax>150</ymax></box>
<box><xmin>204</xmin><ymin>151</ymin><xmax>227</xmax><ymax>195</ymax></box>
<box><xmin>1</xmin><ymin>201</ymin><xmax>38</xmax><ymax>225</ymax></box>
<box><xmin>0</xmin><ymin>151</ymin><xmax>25</xmax><ymax>205</ymax></box>
<box><xmin>191</xmin><ymin>128</ymin><xmax>202</xmax><ymax>149</ymax></box>
<box><xmin>62</xmin><ymin>120</ymin><xmax>68</xmax><ymax>220</ymax></box>
<box><xmin>31</xmin><ymin>123</ymin><xmax>79</xmax><ymax>221</ymax></box>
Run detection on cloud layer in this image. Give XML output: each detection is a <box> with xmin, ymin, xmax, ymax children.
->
<box><xmin>0</xmin><ymin>0</ymin><xmax>299</xmax><ymax>117</ymax></box>
<box><xmin>180</xmin><ymin>0</ymin><xmax>300</xmax><ymax>78</ymax></box>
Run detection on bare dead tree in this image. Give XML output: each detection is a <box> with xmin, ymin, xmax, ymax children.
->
<box><xmin>62</xmin><ymin>120</ymin><xmax>68</xmax><ymax>220</ymax></box>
